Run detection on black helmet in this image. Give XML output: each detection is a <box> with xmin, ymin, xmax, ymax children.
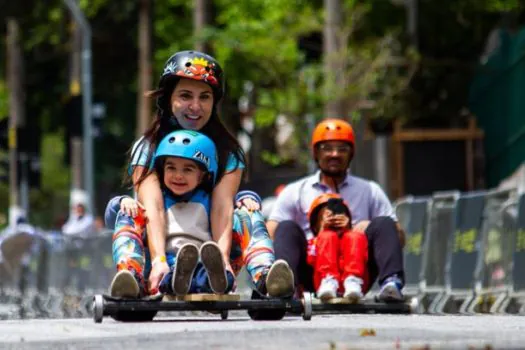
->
<box><xmin>157</xmin><ymin>50</ymin><xmax>225</xmax><ymax>111</ymax></box>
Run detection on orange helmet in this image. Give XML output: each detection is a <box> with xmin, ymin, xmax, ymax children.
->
<box><xmin>308</xmin><ymin>193</ymin><xmax>350</xmax><ymax>234</ymax></box>
<box><xmin>311</xmin><ymin>118</ymin><xmax>355</xmax><ymax>150</ymax></box>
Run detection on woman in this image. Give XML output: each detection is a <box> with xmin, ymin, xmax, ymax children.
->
<box><xmin>105</xmin><ymin>50</ymin><xmax>294</xmax><ymax>298</ymax></box>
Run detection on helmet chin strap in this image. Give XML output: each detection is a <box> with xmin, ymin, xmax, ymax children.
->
<box><xmin>320</xmin><ymin>169</ymin><xmax>344</xmax><ymax>193</ymax></box>
<box><xmin>168</xmin><ymin>116</ymin><xmax>179</xmax><ymax>127</ymax></box>
<box><xmin>317</xmin><ymin>158</ymin><xmax>352</xmax><ymax>194</ymax></box>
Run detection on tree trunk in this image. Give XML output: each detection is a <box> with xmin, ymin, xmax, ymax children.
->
<box><xmin>6</xmin><ymin>18</ymin><xmax>24</xmax><ymax>211</ymax></box>
<box><xmin>70</xmin><ymin>18</ymin><xmax>83</xmax><ymax>190</ymax></box>
<box><xmin>323</xmin><ymin>0</ymin><xmax>346</xmax><ymax>118</ymax></box>
<box><xmin>137</xmin><ymin>0</ymin><xmax>153</xmax><ymax>137</ymax></box>
<box><xmin>194</xmin><ymin>0</ymin><xmax>211</xmax><ymax>53</ymax></box>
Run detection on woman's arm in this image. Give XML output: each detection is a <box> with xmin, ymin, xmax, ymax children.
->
<box><xmin>133</xmin><ymin>166</ymin><xmax>169</xmax><ymax>291</ymax></box>
<box><xmin>211</xmin><ymin>168</ymin><xmax>242</xmax><ymax>266</ymax></box>
<box><xmin>133</xmin><ymin>166</ymin><xmax>167</xmax><ymax>259</ymax></box>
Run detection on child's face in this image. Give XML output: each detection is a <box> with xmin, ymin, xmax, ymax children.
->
<box><xmin>163</xmin><ymin>157</ymin><xmax>205</xmax><ymax>195</ymax></box>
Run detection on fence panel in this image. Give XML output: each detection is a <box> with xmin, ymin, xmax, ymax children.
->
<box><xmin>396</xmin><ymin>197</ymin><xmax>430</xmax><ymax>288</ymax></box>
<box><xmin>421</xmin><ymin>192</ymin><xmax>459</xmax><ymax>288</ymax></box>
<box><xmin>513</xmin><ymin>193</ymin><xmax>525</xmax><ymax>292</ymax></box>
<box><xmin>447</xmin><ymin>192</ymin><xmax>486</xmax><ymax>291</ymax></box>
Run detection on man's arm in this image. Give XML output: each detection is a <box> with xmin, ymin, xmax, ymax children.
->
<box><xmin>266</xmin><ymin>220</ymin><xmax>279</xmax><ymax>240</ymax></box>
<box><xmin>266</xmin><ymin>183</ymin><xmax>298</xmax><ymax>240</ymax></box>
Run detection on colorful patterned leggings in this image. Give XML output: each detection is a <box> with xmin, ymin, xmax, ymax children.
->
<box><xmin>110</xmin><ymin>202</ymin><xmax>274</xmax><ymax>292</ymax></box>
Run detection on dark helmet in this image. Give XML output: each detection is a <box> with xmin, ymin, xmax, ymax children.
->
<box><xmin>157</xmin><ymin>50</ymin><xmax>225</xmax><ymax>111</ymax></box>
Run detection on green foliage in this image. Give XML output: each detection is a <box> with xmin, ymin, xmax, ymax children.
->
<box><xmin>41</xmin><ymin>133</ymin><xmax>70</xmax><ymax>192</ymax></box>
<box><xmin>0</xmin><ymin>0</ymin><xmax>517</xmax><ymax>219</ymax></box>
<box><xmin>0</xmin><ymin>80</ymin><xmax>8</xmax><ymax>118</ymax></box>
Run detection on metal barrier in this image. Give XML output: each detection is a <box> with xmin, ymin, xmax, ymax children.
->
<box><xmin>431</xmin><ymin>191</ymin><xmax>487</xmax><ymax>314</ymax></box>
<box><xmin>415</xmin><ymin>191</ymin><xmax>459</xmax><ymax>313</ymax></box>
<box><xmin>493</xmin><ymin>192</ymin><xmax>525</xmax><ymax>314</ymax></box>
<box><xmin>395</xmin><ymin>196</ymin><xmax>430</xmax><ymax>298</ymax></box>
<box><xmin>0</xmin><ymin>231</ymin><xmax>114</xmax><ymax>319</ymax></box>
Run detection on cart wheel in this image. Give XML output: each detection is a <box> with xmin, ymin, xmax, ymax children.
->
<box><xmin>221</xmin><ymin>310</ymin><xmax>228</xmax><ymax>320</ymax></box>
<box><xmin>409</xmin><ymin>297</ymin><xmax>419</xmax><ymax>314</ymax></box>
<box><xmin>93</xmin><ymin>295</ymin><xmax>104</xmax><ymax>323</ymax></box>
<box><xmin>302</xmin><ymin>292</ymin><xmax>312</xmax><ymax>321</ymax></box>
<box><xmin>248</xmin><ymin>309</ymin><xmax>286</xmax><ymax>320</ymax></box>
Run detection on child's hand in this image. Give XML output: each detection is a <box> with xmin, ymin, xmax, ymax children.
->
<box><xmin>320</xmin><ymin>209</ymin><xmax>350</xmax><ymax>230</ymax></box>
<box><xmin>327</xmin><ymin>214</ymin><xmax>350</xmax><ymax>229</ymax></box>
<box><xmin>120</xmin><ymin>197</ymin><xmax>144</xmax><ymax>218</ymax></box>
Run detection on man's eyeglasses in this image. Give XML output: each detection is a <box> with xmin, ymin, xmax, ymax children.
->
<box><xmin>317</xmin><ymin>144</ymin><xmax>352</xmax><ymax>154</ymax></box>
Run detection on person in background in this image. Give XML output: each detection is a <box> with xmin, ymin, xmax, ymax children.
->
<box><xmin>267</xmin><ymin>118</ymin><xmax>405</xmax><ymax>302</ymax></box>
<box><xmin>62</xmin><ymin>189</ymin><xmax>96</xmax><ymax>237</ymax></box>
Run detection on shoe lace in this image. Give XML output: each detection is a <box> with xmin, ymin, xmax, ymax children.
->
<box><xmin>382</xmin><ymin>275</ymin><xmax>402</xmax><ymax>289</ymax></box>
<box><xmin>344</xmin><ymin>276</ymin><xmax>363</xmax><ymax>287</ymax></box>
<box><xmin>321</xmin><ymin>275</ymin><xmax>339</xmax><ymax>290</ymax></box>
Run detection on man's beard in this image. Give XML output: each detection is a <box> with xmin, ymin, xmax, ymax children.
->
<box><xmin>321</xmin><ymin>167</ymin><xmax>347</xmax><ymax>178</ymax></box>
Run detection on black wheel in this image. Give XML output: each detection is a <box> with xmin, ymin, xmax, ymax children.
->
<box><xmin>221</xmin><ymin>310</ymin><xmax>228</xmax><ymax>320</ymax></box>
<box><xmin>92</xmin><ymin>295</ymin><xmax>104</xmax><ymax>323</ymax></box>
<box><xmin>248</xmin><ymin>309</ymin><xmax>286</xmax><ymax>321</ymax></box>
<box><xmin>248</xmin><ymin>290</ymin><xmax>286</xmax><ymax>321</ymax></box>
<box><xmin>110</xmin><ymin>310</ymin><xmax>158</xmax><ymax>322</ymax></box>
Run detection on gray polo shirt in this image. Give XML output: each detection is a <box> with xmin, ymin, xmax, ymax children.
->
<box><xmin>268</xmin><ymin>171</ymin><xmax>396</xmax><ymax>239</ymax></box>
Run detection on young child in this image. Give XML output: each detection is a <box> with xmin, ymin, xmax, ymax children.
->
<box><xmin>110</xmin><ymin>129</ymin><xmax>234</xmax><ymax>298</ymax></box>
<box><xmin>307</xmin><ymin>193</ymin><xmax>369</xmax><ymax>302</ymax></box>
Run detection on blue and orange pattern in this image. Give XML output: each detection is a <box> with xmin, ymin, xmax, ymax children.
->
<box><xmin>112</xmin><ymin>207</ymin><xmax>275</xmax><ymax>294</ymax></box>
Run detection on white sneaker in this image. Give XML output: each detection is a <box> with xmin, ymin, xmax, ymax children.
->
<box><xmin>317</xmin><ymin>275</ymin><xmax>339</xmax><ymax>301</ymax></box>
<box><xmin>343</xmin><ymin>276</ymin><xmax>363</xmax><ymax>303</ymax></box>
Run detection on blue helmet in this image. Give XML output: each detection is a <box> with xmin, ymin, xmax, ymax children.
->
<box><xmin>155</xmin><ymin>130</ymin><xmax>218</xmax><ymax>184</ymax></box>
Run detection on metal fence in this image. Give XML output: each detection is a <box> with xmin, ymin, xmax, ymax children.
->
<box><xmin>396</xmin><ymin>187</ymin><xmax>525</xmax><ymax>314</ymax></box>
<box><xmin>0</xmin><ymin>231</ymin><xmax>114</xmax><ymax>319</ymax></box>
<box><xmin>3</xmin><ymin>188</ymin><xmax>525</xmax><ymax>319</ymax></box>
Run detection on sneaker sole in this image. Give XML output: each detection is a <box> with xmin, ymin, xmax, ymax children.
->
<box><xmin>200</xmin><ymin>243</ymin><xmax>228</xmax><ymax>294</ymax></box>
<box><xmin>110</xmin><ymin>270</ymin><xmax>139</xmax><ymax>298</ymax></box>
<box><xmin>172</xmin><ymin>244</ymin><xmax>199</xmax><ymax>296</ymax></box>
<box><xmin>266</xmin><ymin>260</ymin><xmax>294</xmax><ymax>298</ymax></box>
<box><xmin>378</xmin><ymin>285</ymin><xmax>404</xmax><ymax>302</ymax></box>
<box><xmin>318</xmin><ymin>292</ymin><xmax>336</xmax><ymax>302</ymax></box>
<box><xmin>343</xmin><ymin>292</ymin><xmax>362</xmax><ymax>304</ymax></box>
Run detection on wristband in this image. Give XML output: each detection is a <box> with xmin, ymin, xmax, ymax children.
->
<box><xmin>152</xmin><ymin>255</ymin><xmax>166</xmax><ymax>266</ymax></box>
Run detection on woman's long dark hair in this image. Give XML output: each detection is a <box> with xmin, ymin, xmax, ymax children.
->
<box><xmin>126</xmin><ymin>80</ymin><xmax>246</xmax><ymax>189</ymax></box>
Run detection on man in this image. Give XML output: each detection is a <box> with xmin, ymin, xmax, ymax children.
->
<box><xmin>266</xmin><ymin>118</ymin><xmax>405</xmax><ymax>301</ymax></box>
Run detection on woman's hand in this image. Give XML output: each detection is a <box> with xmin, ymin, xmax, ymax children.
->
<box><xmin>223</xmin><ymin>257</ymin><xmax>234</xmax><ymax>275</ymax></box>
<box><xmin>148</xmin><ymin>259</ymin><xmax>170</xmax><ymax>295</ymax></box>
<box><xmin>120</xmin><ymin>197</ymin><xmax>144</xmax><ymax>218</ymax></box>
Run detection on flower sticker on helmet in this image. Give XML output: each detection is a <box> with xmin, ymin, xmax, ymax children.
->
<box><xmin>175</xmin><ymin>57</ymin><xmax>219</xmax><ymax>86</ymax></box>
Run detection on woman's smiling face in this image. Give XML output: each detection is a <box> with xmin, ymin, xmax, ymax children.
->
<box><xmin>170</xmin><ymin>78</ymin><xmax>214</xmax><ymax>130</ymax></box>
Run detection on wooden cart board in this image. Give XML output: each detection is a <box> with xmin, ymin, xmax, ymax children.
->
<box><xmin>163</xmin><ymin>293</ymin><xmax>241</xmax><ymax>302</ymax></box>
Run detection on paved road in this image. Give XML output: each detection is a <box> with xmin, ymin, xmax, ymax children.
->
<box><xmin>0</xmin><ymin>314</ymin><xmax>524</xmax><ymax>349</ymax></box>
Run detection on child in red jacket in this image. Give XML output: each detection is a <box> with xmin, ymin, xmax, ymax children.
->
<box><xmin>307</xmin><ymin>193</ymin><xmax>369</xmax><ymax>302</ymax></box>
